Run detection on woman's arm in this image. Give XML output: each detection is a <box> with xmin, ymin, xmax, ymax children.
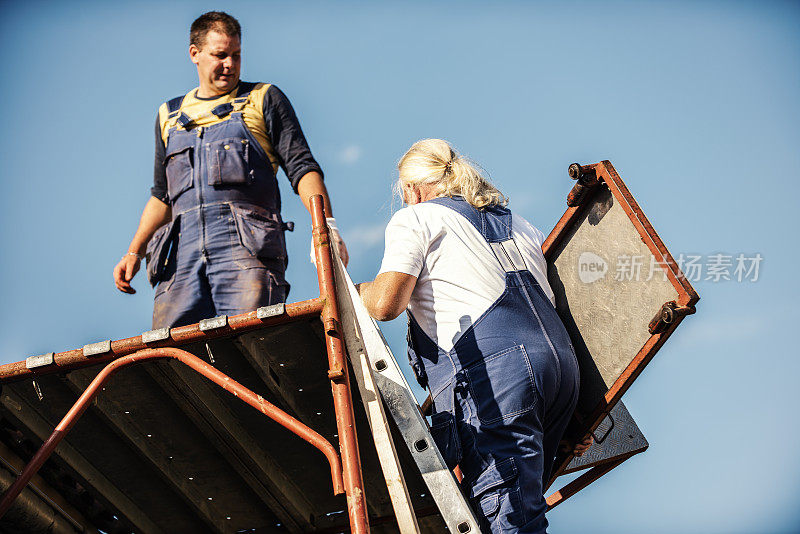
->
<box><xmin>357</xmin><ymin>272</ymin><xmax>418</xmax><ymax>321</ymax></box>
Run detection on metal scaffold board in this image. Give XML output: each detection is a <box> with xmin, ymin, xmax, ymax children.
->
<box><xmin>543</xmin><ymin>161</ymin><xmax>699</xmax><ymax>496</ymax></box>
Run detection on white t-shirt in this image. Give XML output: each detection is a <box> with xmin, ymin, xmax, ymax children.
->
<box><xmin>378</xmin><ymin>202</ymin><xmax>555</xmax><ymax>352</ymax></box>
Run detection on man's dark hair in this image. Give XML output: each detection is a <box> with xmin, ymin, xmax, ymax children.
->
<box><xmin>190</xmin><ymin>11</ymin><xmax>241</xmax><ymax>48</ymax></box>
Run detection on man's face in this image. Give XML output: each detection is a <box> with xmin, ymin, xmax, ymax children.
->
<box><xmin>190</xmin><ymin>30</ymin><xmax>241</xmax><ymax>97</ymax></box>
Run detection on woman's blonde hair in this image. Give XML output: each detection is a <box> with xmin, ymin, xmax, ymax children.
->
<box><xmin>396</xmin><ymin>139</ymin><xmax>508</xmax><ymax>209</ymax></box>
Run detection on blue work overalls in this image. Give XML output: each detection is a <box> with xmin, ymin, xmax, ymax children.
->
<box><xmin>408</xmin><ymin>197</ymin><xmax>579</xmax><ymax>533</ymax></box>
<box><xmin>147</xmin><ymin>84</ymin><xmax>291</xmax><ymax>328</ymax></box>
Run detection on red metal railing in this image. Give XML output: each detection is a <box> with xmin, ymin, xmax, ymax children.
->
<box><xmin>0</xmin><ymin>347</ymin><xmax>345</xmax><ymax>517</ymax></box>
<box><xmin>311</xmin><ymin>196</ymin><xmax>369</xmax><ymax>534</ymax></box>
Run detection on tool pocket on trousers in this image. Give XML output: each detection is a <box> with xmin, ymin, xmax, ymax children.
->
<box><xmin>429</xmin><ymin>410</ymin><xmax>462</xmax><ymax>471</ymax></box>
<box><xmin>207</xmin><ymin>138</ymin><xmax>251</xmax><ymax>186</ymax></box>
<box><xmin>231</xmin><ymin>205</ymin><xmax>286</xmax><ymax>260</ymax></box>
<box><xmin>465</xmin><ymin>345</ymin><xmax>536</xmax><ymax>425</ymax></box>
<box><xmin>477</xmin><ymin>487</ymin><xmax>525</xmax><ymax>531</ymax></box>
<box><xmin>145</xmin><ymin>215</ymin><xmax>180</xmax><ymax>287</ymax></box>
<box><xmin>471</xmin><ymin>458</ymin><xmax>525</xmax><ymax>528</ymax></box>
<box><xmin>164</xmin><ymin>146</ymin><xmax>193</xmax><ymax>202</ymax></box>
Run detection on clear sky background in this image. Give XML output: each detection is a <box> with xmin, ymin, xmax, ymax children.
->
<box><xmin>0</xmin><ymin>1</ymin><xmax>798</xmax><ymax>532</ymax></box>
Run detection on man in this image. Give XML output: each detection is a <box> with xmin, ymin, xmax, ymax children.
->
<box><xmin>113</xmin><ymin>11</ymin><xmax>346</xmax><ymax>328</ymax></box>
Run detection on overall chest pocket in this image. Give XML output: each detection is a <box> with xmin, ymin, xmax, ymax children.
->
<box><xmin>207</xmin><ymin>138</ymin><xmax>252</xmax><ymax>186</ymax></box>
<box><xmin>465</xmin><ymin>345</ymin><xmax>537</xmax><ymax>425</ymax></box>
<box><xmin>164</xmin><ymin>146</ymin><xmax>193</xmax><ymax>202</ymax></box>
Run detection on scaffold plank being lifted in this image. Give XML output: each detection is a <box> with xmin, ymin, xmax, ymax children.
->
<box><xmin>543</xmin><ymin>161</ymin><xmax>699</xmax><ymax>505</ymax></box>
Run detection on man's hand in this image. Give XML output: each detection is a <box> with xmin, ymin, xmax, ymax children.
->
<box><xmin>113</xmin><ymin>254</ymin><xmax>141</xmax><ymax>294</ymax></box>
<box><xmin>113</xmin><ymin>196</ymin><xmax>170</xmax><ymax>296</ymax></box>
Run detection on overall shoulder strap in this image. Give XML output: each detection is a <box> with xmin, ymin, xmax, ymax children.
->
<box><xmin>163</xmin><ymin>93</ymin><xmax>193</xmax><ymax>130</ymax></box>
<box><xmin>426</xmin><ymin>196</ymin><xmax>512</xmax><ymax>242</ymax></box>
<box><xmin>166</xmin><ymin>94</ymin><xmax>186</xmax><ymax>114</ymax></box>
<box><xmin>210</xmin><ymin>81</ymin><xmax>260</xmax><ymax>118</ymax></box>
<box><xmin>427</xmin><ymin>196</ymin><xmax>526</xmax><ymax>272</ymax></box>
<box><xmin>167</xmin><ymin>83</ymin><xmax>260</xmax><ymax>124</ymax></box>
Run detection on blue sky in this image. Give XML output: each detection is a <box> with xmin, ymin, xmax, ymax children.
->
<box><xmin>1</xmin><ymin>1</ymin><xmax>798</xmax><ymax>532</ymax></box>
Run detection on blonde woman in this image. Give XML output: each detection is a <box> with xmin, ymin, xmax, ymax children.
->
<box><xmin>358</xmin><ymin>139</ymin><xmax>583</xmax><ymax>533</ymax></box>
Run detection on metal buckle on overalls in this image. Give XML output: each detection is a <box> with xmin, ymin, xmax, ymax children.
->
<box><xmin>282</xmin><ymin>221</ymin><xmax>295</xmax><ymax>232</ymax></box>
<box><xmin>176</xmin><ymin>112</ymin><xmax>194</xmax><ymax>129</ymax></box>
<box><xmin>211</xmin><ymin>103</ymin><xmax>234</xmax><ymax>118</ymax></box>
